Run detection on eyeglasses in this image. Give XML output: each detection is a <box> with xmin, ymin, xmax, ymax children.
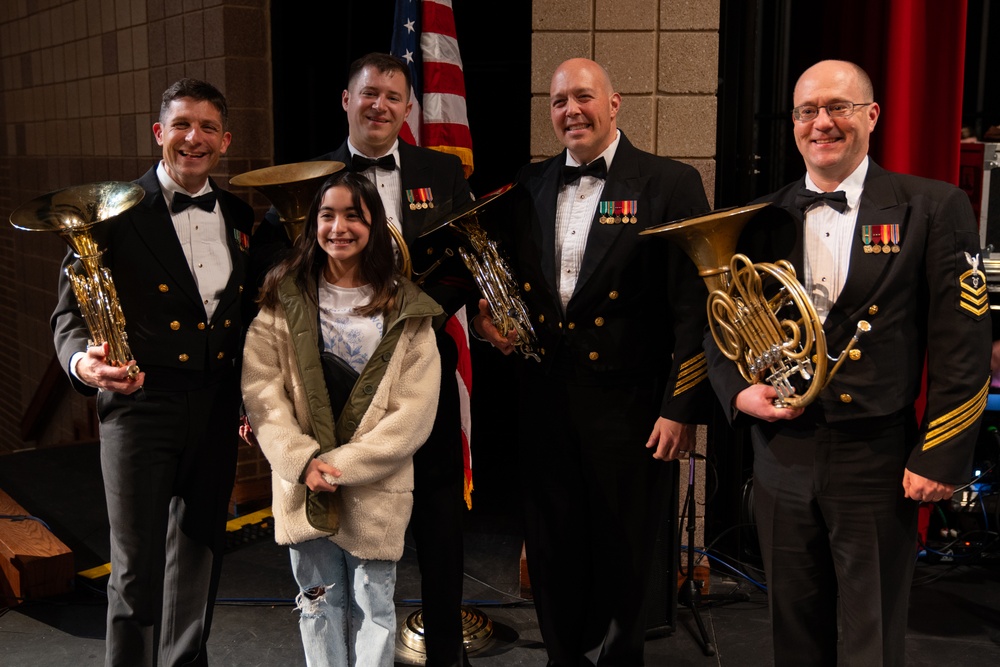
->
<box><xmin>791</xmin><ymin>101</ymin><xmax>873</xmax><ymax>122</ymax></box>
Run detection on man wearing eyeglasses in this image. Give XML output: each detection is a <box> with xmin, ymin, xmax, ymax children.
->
<box><xmin>706</xmin><ymin>60</ymin><xmax>991</xmax><ymax>666</ymax></box>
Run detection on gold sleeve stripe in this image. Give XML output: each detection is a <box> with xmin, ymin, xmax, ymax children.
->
<box><xmin>922</xmin><ymin>378</ymin><xmax>989</xmax><ymax>451</ymax></box>
<box><xmin>673</xmin><ymin>354</ymin><xmax>708</xmax><ymax>396</ymax></box>
<box><xmin>679</xmin><ymin>352</ymin><xmax>706</xmax><ymax>371</ymax></box>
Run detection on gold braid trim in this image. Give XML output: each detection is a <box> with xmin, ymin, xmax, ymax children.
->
<box><xmin>922</xmin><ymin>378</ymin><xmax>990</xmax><ymax>451</ymax></box>
<box><xmin>673</xmin><ymin>352</ymin><xmax>707</xmax><ymax>397</ymax></box>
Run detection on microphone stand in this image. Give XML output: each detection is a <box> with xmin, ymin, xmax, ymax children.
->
<box><xmin>677</xmin><ymin>452</ymin><xmax>717</xmax><ymax>657</ymax></box>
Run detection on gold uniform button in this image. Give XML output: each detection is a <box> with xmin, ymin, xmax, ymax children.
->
<box><xmin>568</xmin><ymin>322</ymin><xmax>576</xmax><ymax>330</ymax></box>
<box><xmin>426</xmin><ymin>247</ymin><xmax>434</xmax><ymax>255</ymax></box>
<box><xmin>197</xmin><ymin>322</ymin><xmax>206</xmax><ymax>330</ymax></box>
<box><xmin>170</xmin><ymin>321</ymin><xmax>180</xmax><ymax>331</ymax></box>
<box><xmin>224</xmin><ymin>319</ymin><xmax>232</xmax><ymax>328</ymax></box>
<box><xmin>523</xmin><ymin>282</ymin><xmax>532</xmax><ymax>292</ymax></box>
<box><xmin>178</xmin><ymin>354</ymin><xmax>189</xmax><ymax>362</ymax></box>
<box><xmin>158</xmin><ymin>284</ymin><xmax>169</xmax><ymax>293</ymax></box>
<box><xmin>839</xmin><ymin>393</ymin><xmax>852</xmax><ymax>403</ymax></box>
<box><xmin>849</xmin><ymin>349</ymin><xmax>862</xmax><ymax>361</ymax></box>
<box><xmin>589</xmin><ymin>351</ymin><xmax>599</xmax><ymax>361</ymax></box>
<box><xmin>609</xmin><ymin>290</ymin><xmax>619</xmax><ymax>300</ymax></box>
<box><xmin>239</xmin><ymin>285</ymin><xmax>244</xmax><ymax>293</ymax></box>
<box><xmin>594</xmin><ymin>317</ymin><xmax>605</xmax><ymax>327</ymax></box>
<box><xmin>540</xmin><ymin>348</ymin><xmax>546</xmax><ymax>355</ymax></box>
<box><xmin>538</xmin><ymin>314</ymin><xmax>545</xmax><ymax>323</ymax></box>
<box><xmin>868</xmin><ymin>304</ymin><xmax>878</xmax><ymax>315</ymax></box>
<box><xmin>217</xmin><ymin>352</ymin><xmax>225</xmax><ymax>360</ymax></box>
<box><xmin>558</xmin><ymin>321</ymin><xmax>562</xmax><ymax>329</ymax></box>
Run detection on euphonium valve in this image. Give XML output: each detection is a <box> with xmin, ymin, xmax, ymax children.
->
<box><xmin>10</xmin><ymin>181</ymin><xmax>146</xmax><ymax>378</ymax></box>
<box><xmin>641</xmin><ymin>203</ymin><xmax>869</xmax><ymax>409</ymax></box>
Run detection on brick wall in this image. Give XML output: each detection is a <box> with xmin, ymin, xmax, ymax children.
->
<box><xmin>0</xmin><ymin>0</ymin><xmax>272</xmax><ymax>504</ymax></box>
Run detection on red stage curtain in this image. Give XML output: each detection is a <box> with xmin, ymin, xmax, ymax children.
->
<box><xmin>876</xmin><ymin>0</ymin><xmax>968</xmax><ymax>186</ymax></box>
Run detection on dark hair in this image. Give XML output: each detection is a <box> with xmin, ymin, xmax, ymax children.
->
<box><xmin>346</xmin><ymin>53</ymin><xmax>412</xmax><ymax>98</ymax></box>
<box><xmin>258</xmin><ymin>170</ymin><xmax>400</xmax><ymax>316</ymax></box>
<box><xmin>159</xmin><ymin>79</ymin><xmax>229</xmax><ymax>127</ymax></box>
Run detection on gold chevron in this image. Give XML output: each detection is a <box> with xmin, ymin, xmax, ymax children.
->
<box><xmin>674</xmin><ymin>353</ymin><xmax>707</xmax><ymax>396</ymax></box>
<box><xmin>922</xmin><ymin>378</ymin><xmax>989</xmax><ymax>451</ymax></box>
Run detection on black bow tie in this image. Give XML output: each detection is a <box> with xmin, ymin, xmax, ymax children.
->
<box><xmin>795</xmin><ymin>188</ymin><xmax>848</xmax><ymax>213</ymax></box>
<box><xmin>562</xmin><ymin>157</ymin><xmax>607</xmax><ymax>185</ymax></box>
<box><xmin>171</xmin><ymin>191</ymin><xmax>217</xmax><ymax>213</ymax></box>
<box><xmin>351</xmin><ymin>154</ymin><xmax>397</xmax><ymax>172</ymax></box>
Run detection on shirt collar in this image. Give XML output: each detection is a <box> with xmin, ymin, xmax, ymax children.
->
<box><xmin>565</xmin><ymin>129</ymin><xmax>621</xmax><ymax>173</ymax></box>
<box><xmin>803</xmin><ymin>155</ymin><xmax>868</xmax><ymax>210</ymax></box>
<box><xmin>347</xmin><ymin>138</ymin><xmax>401</xmax><ymax>168</ymax></box>
<box><xmin>156</xmin><ymin>161</ymin><xmax>213</xmax><ymax>204</ymax></box>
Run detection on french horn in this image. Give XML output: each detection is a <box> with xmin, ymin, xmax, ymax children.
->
<box><xmin>10</xmin><ymin>181</ymin><xmax>146</xmax><ymax>378</ymax></box>
<box><xmin>230</xmin><ymin>160</ymin><xmax>413</xmax><ymax>278</ymax></box>
<box><xmin>641</xmin><ymin>203</ymin><xmax>869</xmax><ymax>408</ymax></box>
<box><xmin>420</xmin><ymin>184</ymin><xmax>541</xmax><ymax>362</ymax></box>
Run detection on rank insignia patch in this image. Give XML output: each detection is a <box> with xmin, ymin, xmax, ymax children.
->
<box><xmin>959</xmin><ymin>251</ymin><xmax>988</xmax><ymax>317</ymax></box>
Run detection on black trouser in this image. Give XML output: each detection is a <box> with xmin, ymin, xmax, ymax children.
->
<box><xmin>518</xmin><ymin>367</ymin><xmax>664</xmax><ymax>666</ymax></box>
<box><xmin>751</xmin><ymin>408</ymin><xmax>918</xmax><ymax>667</ymax></box>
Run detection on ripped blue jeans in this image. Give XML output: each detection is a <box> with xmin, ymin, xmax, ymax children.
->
<box><xmin>288</xmin><ymin>537</ymin><xmax>397</xmax><ymax>667</ymax></box>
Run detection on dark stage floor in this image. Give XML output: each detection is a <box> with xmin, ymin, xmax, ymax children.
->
<box><xmin>2</xmin><ymin>442</ymin><xmax>1000</xmax><ymax>666</ymax></box>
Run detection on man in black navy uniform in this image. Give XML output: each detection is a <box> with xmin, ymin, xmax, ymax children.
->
<box><xmin>51</xmin><ymin>79</ymin><xmax>254</xmax><ymax>666</ymax></box>
<box><xmin>476</xmin><ymin>57</ymin><xmax>713</xmax><ymax>666</ymax></box>
<box><xmin>251</xmin><ymin>52</ymin><xmax>474</xmax><ymax>666</ymax></box>
<box><xmin>705</xmin><ymin>60</ymin><xmax>992</xmax><ymax>667</ymax></box>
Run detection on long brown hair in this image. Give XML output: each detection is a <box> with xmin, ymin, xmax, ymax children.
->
<box><xmin>257</xmin><ymin>170</ymin><xmax>399</xmax><ymax>316</ymax></box>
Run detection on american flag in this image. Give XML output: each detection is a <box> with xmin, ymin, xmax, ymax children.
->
<box><xmin>391</xmin><ymin>0</ymin><xmax>474</xmax><ymax>178</ymax></box>
<box><xmin>392</xmin><ymin>0</ymin><xmax>475</xmax><ymax>508</ymax></box>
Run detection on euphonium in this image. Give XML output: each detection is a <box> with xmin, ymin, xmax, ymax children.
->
<box><xmin>10</xmin><ymin>181</ymin><xmax>146</xmax><ymax>378</ymax></box>
<box><xmin>230</xmin><ymin>161</ymin><xmax>413</xmax><ymax>278</ymax></box>
<box><xmin>419</xmin><ymin>184</ymin><xmax>540</xmax><ymax>362</ymax></box>
<box><xmin>641</xmin><ymin>203</ymin><xmax>869</xmax><ymax>408</ymax></box>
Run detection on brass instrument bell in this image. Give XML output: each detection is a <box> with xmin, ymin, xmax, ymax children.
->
<box><xmin>641</xmin><ymin>203</ymin><xmax>869</xmax><ymax>408</ymax></box>
<box><xmin>230</xmin><ymin>161</ymin><xmax>345</xmax><ymax>242</ymax></box>
<box><xmin>230</xmin><ymin>160</ymin><xmax>413</xmax><ymax>278</ymax></box>
<box><xmin>10</xmin><ymin>181</ymin><xmax>146</xmax><ymax>378</ymax></box>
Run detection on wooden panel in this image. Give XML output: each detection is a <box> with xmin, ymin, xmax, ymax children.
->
<box><xmin>0</xmin><ymin>488</ymin><xmax>74</xmax><ymax>607</ymax></box>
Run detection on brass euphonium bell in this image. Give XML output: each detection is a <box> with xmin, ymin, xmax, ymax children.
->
<box><xmin>230</xmin><ymin>161</ymin><xmax>414</xmax><ymax>278</ymax></box>
<box><xmin>10</xmin><ymin>181</ymin><xmax>146</xmax><ymax>378</ymax></box>
<box><xmin>641</xmin><ymin>203</ymin><xmax>869</xmax><ymax>409</ymax></box>
<box><xmin>420</xmin><ymin>183</ymin><xmax>541</xmax><ymax>362</ymax></box>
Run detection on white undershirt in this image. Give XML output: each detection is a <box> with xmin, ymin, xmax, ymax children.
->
<box><xmin>318</xmin><ymin>277</ymin><xmax>383</xmax><ymax>373</ymax></box>
<box><xmin>157</xmin><ymin>162</ymin><xmax>232</xmax><ymax>320</ymax></box>
<box><xmin>347</xmin><ymin>138</ymin><xmax>403</xmax><ymax>235</ymax></box>
<box><xmin>555</xmin><ymin>130</ymin><xmax>621</xmax><ymax>311</ymax></box>
<box><xmin>802</xmin><ymin>156</ymin><xmax>868</xmax><ymax>322</ymax></box>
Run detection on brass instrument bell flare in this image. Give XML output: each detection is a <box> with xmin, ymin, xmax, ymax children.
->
<box><xmin>395</xmin><ymin>606</ymin><xmax>494</xmax><ymax>664</ymax></box>
<box><xmin>10</xmin><ymin>181</ymin><xmax>146</xmax><ymax>378</ymax></box>
<box><xmin>641</xmin><ymin>202</ymin><xmax>869</xmax><ymax>409</ymax></box>
<box><xmin>230</xmin><ymin>161</ymin><xmax>345</xmax><ymax>242</ymax></box>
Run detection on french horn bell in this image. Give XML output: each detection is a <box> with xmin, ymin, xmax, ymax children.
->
<box><xmin>641</xmin><ymin>203</ymin><xmax>869</xmax><ymax>408</ymax></box>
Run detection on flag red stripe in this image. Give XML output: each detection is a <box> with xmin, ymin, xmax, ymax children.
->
<box><xmin>422</xmin><ymin>1</ymin><xmax>458</xmax><ymax>38</ymax></box>
<box><xmin>423</xmin><ymin>122</ymin><xmax>473</xmax><ymax>148</ymax></box>
<box><xmin>423</xmin><ymin>61</ymin><xmax>466</xmax><ymax>96</ymax></box>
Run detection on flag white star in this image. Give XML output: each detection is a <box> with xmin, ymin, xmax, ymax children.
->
<box><xmin>402</xmin><ymin>49</ymin><xmax>414</xmax><ymax>63</ymax></box>
<box><xmin>404</xmin><ymin>19</ymin><xmax>415</xmax><ymax>33</ymax></box>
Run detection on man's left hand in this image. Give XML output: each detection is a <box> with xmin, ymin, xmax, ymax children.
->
<box><xmin>902</xmin><ymin>468</ymin><xmax>956</xmax><ymax>502</ymax></box>
<box><xmin>646</xmin><ymin>417</ymin><xmax>695</xmax><ymax>461</ymax></box>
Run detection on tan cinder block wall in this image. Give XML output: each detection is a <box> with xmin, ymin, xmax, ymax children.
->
<box><xmin>531</xmin><ymin>0</ymin><xmax>719</xmax><ymax>552</ymax></box>
<box><xmin>0</xmin><ymin>0</ymin><xmax>272</xmax><ymax>504</ymax></box>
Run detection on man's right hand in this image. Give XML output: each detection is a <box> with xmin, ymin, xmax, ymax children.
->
<box><xmin>75</xmin><ymin>343</ymin><xmax>144</xmax><ymax>394</ymax></box>
<box><xmin>474</xmin><ymin>298</ymin><xmax>517</xmax><ymax>355</ymax></box>
<box><xmin>734</xmin><ymin>384</ymin><xmax>804</xmax><ymax>422</ymax></box>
